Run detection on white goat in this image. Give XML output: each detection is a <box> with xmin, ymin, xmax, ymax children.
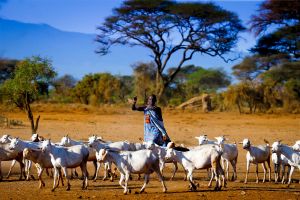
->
<box><xmin>195</xmin><ymin>135</ymin><xmax>216</xmax><ymax>145</ymax></box>
<box><xmin>272</xmin><ymin>141</ymin><xmax>300</xmax><ymax>185</ymax></box>
<box><xmin>88</xmin><ymin>135</ymin><xmax>148</xmax><ymax>181</ymax></box>
<box><xmin>97</xmin><ymin>148</ymin><xmax>167</xmax><ymax>194</ymax></box>
<box><xmin>59</xmin><ymin>135</ymin><xmax>101</xmax><ymax>181</ymax></box>
<box><xmin>9</xmin><ymin>138</ymin><xmax>43</xmax><ymax>180</ymax></box>
<box><xmin>0</xmin><ymin>141</ymin><xmax>25</xmax><ymax>181</ymax></box>
<box><xmin>5</xmin><ymin>134</ymin><xmax>45</xmax><ymax>179</ymax></box>
<box><xmin>0</xmin><ymin>134</ymin><xmax>19</xmax><ymax>179</ymax></box>
<box><xmin>41</xmin><ymin>140</ymin><xmax>89</xmax><ymax>191</ymax></box>
<box><xmin>0</xmin><ymin>134</ymin><xmax>12</xmax><ymax>143</ymax></box>
<box><xmin>23</xmin><ymin>148</ymin><xmax>64</xmax><ymax>188</ymax></box>
<box><xmin>88</xmin><ymin>135</ymin><xmax>146</xmax><ymax>151</ymax></box>
<box><xmin>30</xmin><ymin>133</ymin><xmax>45</xmax><ymax>142</ymax></box>
<box><xmin>241</xmin><ymin>138</ymin><xmax>271</xmax><ymax>183</ymax></box>
<box><xmin>165</xmin><ymin>142</ymin><xmax>225</xmax><ymax>191</ymax></box>
<box><xmin>292</xmin><ymin>140</ymin><xmax>300</xmax><ymax>151</ymax></box>
<box><xmin>215</xmin><ymin>136</ymin><xmax>238</xmax><ymax>181</ymax></box>
<box><xmin>272</xmin><ymin>152</ymin><xmax>290</xmax><ymax>183</ymax></box>
<box><xmin>145</xmin><ymin>143</ymin><xmax>184</xmax><ymax>180</ymax></box>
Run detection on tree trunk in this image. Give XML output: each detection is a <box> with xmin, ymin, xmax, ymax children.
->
<box><xmin>24</xmin><ymin>100</ymin><xmax>40</xmax><ymax>134</ymax></box>
<box><xmin>155</xmin><ymin>74</ymin><xmax>165</xmax><ymax>104</ymax></box>
<box><xmin>237</xmin><ymin>101</ymin><xmax>242</xmax><ymax>114</ymax></box>
<box><xmin>202</xmin><ymin>94</ymin><xmax>212</xmax><ymax>113</ymax></box>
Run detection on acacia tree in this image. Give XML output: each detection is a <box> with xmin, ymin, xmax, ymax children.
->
<box><xmin>250</xmin><ymin>0</ymin><xmax>300</xmax><ymax>58</ymax></box>
<box><xmin>96</xmin><ymin>0</ymin><xmax>244</xmax><ymax>101</ymax></box>
<box><xmin>250</xmin><ymin>0</ymin><xmax>299</xmax><ymax>36</ymax></box>
<box><xmin>1</xmin><ymin>56</ymin><xmax>56</xmax><ymax>134</ymax></box>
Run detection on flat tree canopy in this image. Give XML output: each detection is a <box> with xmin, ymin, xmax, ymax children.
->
<box><xmin>96</xmin><ymin>0</ymin><xmax>244</xmax><ymax>101</ymax></box>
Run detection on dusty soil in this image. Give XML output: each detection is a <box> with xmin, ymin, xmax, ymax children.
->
<box><xmin>0</xmin><ymin>106</ymin><xmax>300</xmax><ymax>200</ymax></box>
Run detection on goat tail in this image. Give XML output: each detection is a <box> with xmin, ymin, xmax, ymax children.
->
<box><xmin>264</xmin><ymin>139</ymin><xmax>270</xmax><ymax>146</ymax></box>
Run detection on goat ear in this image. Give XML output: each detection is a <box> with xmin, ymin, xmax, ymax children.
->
<box><xmin>195</xmin><ymin>137</ymin><xmax>200</xmax><ymax>139</ymax></box>
<box><xmin>203</xmin><ymin>134</ymin><xmax>207</xmax><ymax>137</ymax></box>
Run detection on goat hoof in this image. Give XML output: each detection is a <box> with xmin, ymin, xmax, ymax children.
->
<box><xmin>66</xmin><ymin>185</ymin><xmax>71</xmax><ymax>191</ymax></box>
<box><xmin>189</xmin><ymin>185</ymin><xmax>197</xmax><ymax>191</ymax></box>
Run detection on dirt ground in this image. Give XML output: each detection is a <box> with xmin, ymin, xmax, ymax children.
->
<box><xmin>0</xmin><ymin>106</ymin><xmax>300</xmax><ymax>199</ymax></box>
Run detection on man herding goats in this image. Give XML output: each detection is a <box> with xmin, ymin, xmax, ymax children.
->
<box><xmin>132</xmin><ymin>94</ymin><xmax>171</xmax><ymax>147</ymax></box>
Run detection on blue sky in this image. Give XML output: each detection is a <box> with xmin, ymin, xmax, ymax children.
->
<box><xmin>0</xmin><ymin>0</ymin><xmax>263</xmax><ymax>78</ymax></box>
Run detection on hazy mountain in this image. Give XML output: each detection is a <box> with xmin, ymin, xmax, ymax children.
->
<box><xmin>0</xmin><ymin>18</ymin><xmax>149</xmax><ymax>78</ymax></box>
<box><xmin>0</xmin><ymin>18</ymin><xmax>246</xmax><ymax>79</ymax></box>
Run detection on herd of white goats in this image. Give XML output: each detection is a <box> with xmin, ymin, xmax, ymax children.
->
<box><xmin>0</xmin><ymin>133</ymin><xmax>299</xmax><ymax>194</ymax></box>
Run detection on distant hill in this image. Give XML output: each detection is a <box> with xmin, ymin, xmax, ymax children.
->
<box><xmin>0</xmin><ymin>18</ymin><xmax>149</xmax><ymax>77</ymax></box>
<box><xmin>0</xmin><ymin>18</ymin><xmax>244</xmax><ymax>79</ymax></box>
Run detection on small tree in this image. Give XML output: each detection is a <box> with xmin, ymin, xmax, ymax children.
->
<box><xmin>51</xmin><ymin>74</ymin><xmax>77</xmax><ymax>103</ymax></box>
<box><xmin>223</xmin><ymin>81</ymin><xmax>260</xmax><ymax>114</ymax></box>
<box><xmin>72</xmin><ymin>73</ymin><xmax>121</xmax><ymax>105</ymax></box>
<box><xmin>1</xmin><ymin>56</ymin><xmax>57</xmax><ymax>134</ymax></box>
<box><xmin>117</xmin><ymin>75</ymin><xmax>134</xmax><ymax>103</ymax></box>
